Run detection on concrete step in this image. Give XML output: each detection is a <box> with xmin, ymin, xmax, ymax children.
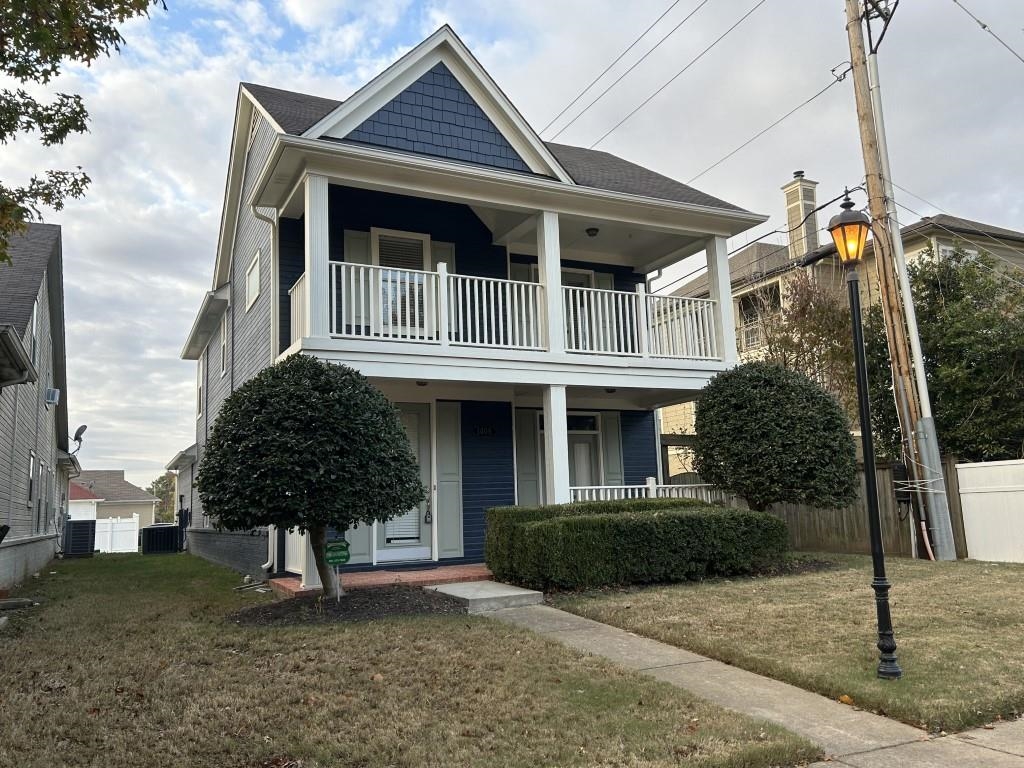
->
<box><xmin>425</xmin><ymin>580</ymin><xmax>543</xmax><ymax>614</ymax></box>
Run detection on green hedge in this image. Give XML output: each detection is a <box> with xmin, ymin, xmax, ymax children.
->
<box><xmin>518</xmin><ymin>508</ymin><xmax>788</xmax><ymax>589</ymax></box>
<box><xmin>484</xmin><ymin>497</ymin><xmax>712</xmax><ymax>583</ymax></box>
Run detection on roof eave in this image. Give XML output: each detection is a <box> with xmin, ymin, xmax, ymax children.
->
<box><xmin>0</xmin><ymin>325</ymin><xmax>37</xmax><ymax>387</ymax></box>
<box><xmin>255</xmin><ymin>135</ymin><xmax>767</xmax><ymax>238</ymax></box>
<box><xmin>181</xmin><ymin>286</ymin><xmax>230</xmax><ymax>360</ymax></box>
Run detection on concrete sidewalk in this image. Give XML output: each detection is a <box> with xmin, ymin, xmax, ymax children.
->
<box><xmin>491</xmin><ymin>604</ymin><xmax>1024</xmax><ymax>767</ymax></box>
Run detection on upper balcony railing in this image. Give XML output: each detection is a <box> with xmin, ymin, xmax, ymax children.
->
<box><xmin>290</xmin><ymin>262</ymin><xmax>720</xmax><ymax>362</ymax></box>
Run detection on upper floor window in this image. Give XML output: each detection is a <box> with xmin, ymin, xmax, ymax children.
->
<box><xmin>219</xmin><ymin>313</ymin><xmax>228</xmax><ymax>375</ymax></box>
<box><xmin>246</xmin><ymin>253</ymin><xmax>261</xmax><ymax>310</ymax></box>
<box><xmin>27</xmin><ymin>452</ymin><xmax>36</xmax><ymax>508</ymax></box>
<box><xmin>197</xmin><ymin>355</ymin><xmax>204</xmax><ymax>419</ymax></box>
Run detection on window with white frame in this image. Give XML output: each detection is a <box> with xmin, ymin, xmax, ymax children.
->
<box><xmin>246</xmin><ymin>252</ymin><xmax>261</xmax><ymax>310</ymax></box>
<box><xmin>197</xmin><ymin>354</ymin><xmax>204</xmax><ymax>418</ymax></box>
<box><xmin>219</xmin><ymin>313</ymin><xmax>228</xmax><ymax>375</ymax></box>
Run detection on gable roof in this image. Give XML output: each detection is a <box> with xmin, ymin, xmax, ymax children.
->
<box><xmin>0</xmin><ymin>223</ymin><xmax>61</xmax><ymax>335</ymax></box>
<box><xmin>903</xmin><ymin>214</ymin><xmax>1024</xmax><ymax>246</ymax></box>
<box><xmin>76</xmin><ymin>470</ymin><xmax>158</xmax><ymax>503</ymax></box>
<box><xmin>242</xmin><ymin>82</ymin><xmax>747</xmax><ymax>212</ymax></box>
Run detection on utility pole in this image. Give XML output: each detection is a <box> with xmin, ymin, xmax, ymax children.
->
<box><xmin>843</xmin><ymin>0</ymin><xmax>957</xmax><ymax>560</ymax></box>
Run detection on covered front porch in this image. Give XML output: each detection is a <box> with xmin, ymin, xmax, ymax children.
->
<box><xmin>277</xmin><ymin>378</ymin><xmax>708</xmax><ymax>589</ymax></box>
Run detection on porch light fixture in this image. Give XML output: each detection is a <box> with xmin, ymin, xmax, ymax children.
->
<box><xmin>829</xmin><ymin>191</ymin><xmax>902</xmax><ymax>680</ymax></box>
<box><xmin>827</xmin><ymin>192</ymin><xmax>871</xmax><ymax>266</ymax></box>
<box><xmin>585</xmin><ymin>227</ymin><xmax>599</xmax><ymax>238</ymax></box>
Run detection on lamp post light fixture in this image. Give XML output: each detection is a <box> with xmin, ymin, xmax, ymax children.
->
<box><xmin>828</xmin><ymin>191</ymin><xmax>903</xmax><ymax>680</ymax></box>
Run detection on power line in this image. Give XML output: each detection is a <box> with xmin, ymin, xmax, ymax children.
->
<box><xmin>951</xmin><ymin>0</ymin><xmax>1024</xmax><ymax>66</ymax></box>
<box><xmin>883</xmin><ymin>178</ymin><xmax>1024</xmax><ymax>274</ymax></box>
<box><xmin>589</xmin><ymin>0</ymin><xmax>768</xmax><ymax>149</ymax></box>
<box><xmin>539</xmin><ymin>0</ymin><xmax>686</xmax><ymax>136</ymax></box>
<box><xmin>656</xmin><ymin>185</ymin><xmax>861</xmax><ymax>295</ymax></box>
<box><xmin>686</xmin><ymin>63</ymin><xmax>852</xmax><ymax>184</ymax></box>
<box><xmin>547</xmin><ymin>0</ymin><xmax>712</xmax><ymax>142</ymax></box>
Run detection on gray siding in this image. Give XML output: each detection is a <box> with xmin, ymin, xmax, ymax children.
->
<box><xmin>187</xmin><ymin>529</ymin><xmax>268</xmax><ymax>578</ymax></box>
<box><xmin>1</xmin><ymin>271</ymin><xmax>61</xmax><ymax>589</ymax></box>
<box><xmin>192</xmin><ymin>111</ymin><xmax>278</xmax><ymax>531</ymax></box>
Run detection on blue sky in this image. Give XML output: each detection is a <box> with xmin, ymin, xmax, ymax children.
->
<box><xmin>2</xmin><ymin>0</ymin><xmax>1022</xmax><ymax>486</ymax></box>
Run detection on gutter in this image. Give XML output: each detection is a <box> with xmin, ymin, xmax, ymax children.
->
<box><xmin>0</xmin><ymin>325</ymin><xmax>37</xmax><ymax>390</ymax></box>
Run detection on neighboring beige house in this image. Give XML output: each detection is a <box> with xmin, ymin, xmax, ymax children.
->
<box><xmin>661</xmin><ymin>171</ymin><xmax>1024</xmax><ymax>477</ymax></box>
<box><xmin>70</xmin><ymin>470</ymin><xmax>158</xmax><ymax>529</ymax></box>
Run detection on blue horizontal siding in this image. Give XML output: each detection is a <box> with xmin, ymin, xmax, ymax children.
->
<box><xmin>459</xmin><ymin>400</ymin><xmax>515</xmax><ymax>560</ymax></box>
<box><xmin>329</xmin><ymin>186</ymin><xmax>507</xmax><ymax>279</ymax></box>
<box><xmin>509</xmin><ymin>253</ymin><xmax>643</xmax><ymax>292</ymax></box>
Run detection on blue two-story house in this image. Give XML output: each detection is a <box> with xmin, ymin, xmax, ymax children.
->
<box><xmin>168</xmin><ymin>26</ymin><xmax>764</xmax><ymax>588</ymax></box>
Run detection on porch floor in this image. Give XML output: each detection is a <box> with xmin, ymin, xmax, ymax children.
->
<box><xmin>268</xmin><ymin>563</ymin><xmax>492</xmax><ymax>598</ymax></box>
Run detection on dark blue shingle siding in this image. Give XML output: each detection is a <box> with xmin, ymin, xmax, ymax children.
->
<box><xmin>621</xmin><ymin>410</ymin><xmax>659</xmax><ymax>484</ymax></box>
<box><xmin>346</xmin><ymin>63</ymin><xmax>530</xmax><ymax>173</ymax></box>
<box><xmin>459</xmin><ymin>401</ymin><xmax>515</xmax><ymax>560</ymax></box>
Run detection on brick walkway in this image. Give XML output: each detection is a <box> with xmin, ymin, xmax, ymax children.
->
<box><xmin>268</xmin><ymin>563</ymin><xmax>491</xmax><ymax>598</ymax></box>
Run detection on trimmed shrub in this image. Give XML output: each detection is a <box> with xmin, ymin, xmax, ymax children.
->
<box><xmin>485</xmin><ymin>497</ymin><xmax>708</xmax><ymax>583</ymax></box>
<box><xmin>516</xmin><ymin>508</ymin><xmax>788</xmax><ymax>590</ymax></box>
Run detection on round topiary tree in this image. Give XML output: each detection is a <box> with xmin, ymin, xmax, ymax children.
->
<box><xmin>197</xmin><ymin>355</ymin><xmax>424</xmax><ymax>598</ymax></box>
<box><xmin>694</xmin><ymin>361</ymin><xmax>858</xmax><ymax>512</ymax></box>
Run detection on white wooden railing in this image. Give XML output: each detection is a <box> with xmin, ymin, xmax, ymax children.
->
<box><xmin>647</xmin><ymin>294</ymin><xmax>718</xmax><ymax>359</ymax></box>
<box><xmin>330</xmin><ymin>261</ymin><xmax>440</xmax><ymax>342</ymax></box>
<box><xmin>570</xmin><ymin>477</ymin><xmax>734</xmax><ymax>505</ymax></box>
<box><xmin>305</xmin><ymin>262</ymin><xmax>720</xmax><ymax>360</ymax></box>
<box><xmin>288</xmin><ymin>273</ymin><xmax>307</xmax><ymax>346</ymax></box>
<box><xmin>563</xmin><ymin>286</ymin><xmax>641</xmax><ymax>355</ymax></box>
<box><xmin>447</xmin><ymin>269</ymin><xmax>544</xmax><ymax>350</ymax></box>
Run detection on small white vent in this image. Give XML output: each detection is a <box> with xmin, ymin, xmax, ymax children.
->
<box><xmin>44</xmin><ymin>388</ymin><xmax>60</xmax><ymax>406</ymax></box>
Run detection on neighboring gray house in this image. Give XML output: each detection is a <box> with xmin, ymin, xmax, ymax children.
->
<box><xmin>167</xmin><ymin>26</ymin><xmax>762</xmax><ymax>587</ymax></box>
<box><xmin>0</xmin><ymin>223</ymin><xmax>77</xmax><ymax>593</ymax></box>
<box><xmin>72</xmin><ymin>470</ymin><xmax>159</xmax><ymax>529</ymax></box>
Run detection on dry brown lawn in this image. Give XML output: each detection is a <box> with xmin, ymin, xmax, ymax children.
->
<box><xmin>554</xmin><ymin>555</ymin><xmax>1024</xmax><ymax>733</ymax></box>
<box><xmin>0</xmin><ymin>554</ymin><xmax>818</xmax><ymax>768</ymax></box>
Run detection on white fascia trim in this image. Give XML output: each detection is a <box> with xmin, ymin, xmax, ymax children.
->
<box><xmin>302</xmin><ymin>26</ymin><xmax>573</xmax><ymax>183</ymax></box>
<box><xmin>180</xmin><ymin>285</ymin><xmax>231</xmax><ymax>360</ymax></box>
<box><xmin>211</xmin><ymin>89</ymin><xmax>285</xmax><ymax>291</ymax></box>
<box><xmin>254</xmin><ymin>136</ymin><xmax>767</xmax><ymax>236</ymax></box>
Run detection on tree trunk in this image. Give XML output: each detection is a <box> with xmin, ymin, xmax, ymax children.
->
<box><xmin>308</xmin><ymin>525</ymin><xmax>343</xmax><ymax>598</ymax></box>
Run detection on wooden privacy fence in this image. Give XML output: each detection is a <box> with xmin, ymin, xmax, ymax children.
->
<box><xmin>765</xmin><ymin>458</ymin><xmax>967</xmax><ymax>558</ymax></box>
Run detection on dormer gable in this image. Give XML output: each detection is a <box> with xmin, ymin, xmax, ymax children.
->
<box><xmin>305</xmin><ymin>26</ymin><xmax>572</xmax><ymax>182</ymax></box>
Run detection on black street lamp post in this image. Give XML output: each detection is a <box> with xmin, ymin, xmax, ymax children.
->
<box><xmin>828</xmin><ymin>193</ymin><xmax>903</xmax><ymax>680</ymax></box>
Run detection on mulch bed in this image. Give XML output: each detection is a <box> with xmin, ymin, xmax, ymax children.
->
<box><xmin>230</xmin><ymin>585</ymin><xmax>466</xmax><ymax>626</ymax></box>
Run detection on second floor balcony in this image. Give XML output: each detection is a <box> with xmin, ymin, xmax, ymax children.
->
<box><xmin>288</xmin><ymin>261</ymin><xmax>720</xmax><ymax>361</ymax></box>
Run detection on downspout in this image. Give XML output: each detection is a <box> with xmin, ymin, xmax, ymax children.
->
<box><xmin>253</xmin><ymin>204</ymin><xmax>279</xmax><ymax>574</ymax></box>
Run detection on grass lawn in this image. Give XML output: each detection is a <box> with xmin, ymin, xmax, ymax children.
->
<box><xmin>553</xmin><ymin>554</ymin><xmax>1024</xmax><ymax>734</ymax></box>
<box><xmin>0</xmin><ymin>554</ymin><xmax>818</xmax><ymax>768</ymax></box>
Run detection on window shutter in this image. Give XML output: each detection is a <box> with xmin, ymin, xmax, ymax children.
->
<box><xmin>431</xmin><ymin>241</ymin><xmax>455</xmax><ymax>272</ymax></box>
<box><xmin>378</xmin><ymin>235</ymin><xmax>426</xmax><ymax>270</ymax></box>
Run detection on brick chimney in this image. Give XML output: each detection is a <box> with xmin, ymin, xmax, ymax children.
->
<box><xmin>781</xmin><ymin>170</ymin><xmax>819</xmax><ymax>261</ymax></box>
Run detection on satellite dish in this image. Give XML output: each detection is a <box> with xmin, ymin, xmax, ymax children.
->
<box><xmin>73</xmin><ymin>424</ymin><xmax>87</xmax><ymax>442</ymax></box>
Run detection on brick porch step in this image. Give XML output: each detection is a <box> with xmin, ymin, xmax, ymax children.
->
<box><xmin>268</xmin><ymin>563</ymin><xmax>492</xmax><ymax>599</ymax></box>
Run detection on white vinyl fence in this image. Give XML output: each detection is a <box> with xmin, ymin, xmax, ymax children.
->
<box><xmin>955</xmin><ymin>459</ymin><xmax>1024</xmax><ymax>563</ymax></box>
<box><xmin>95</xmin><ymin>515</ymin><xmax>140</xmax><ymax>554</ymax></box>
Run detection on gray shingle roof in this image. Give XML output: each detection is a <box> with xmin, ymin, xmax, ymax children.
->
<box><xmin>240</xmin><ymin>82</ymin><xmax>749</xmax><ymax>212</ymax></box>
<box><xmin>0</xmin><ymin>223</ymin><xmax>61</xmax><ymax>335</ymax></box>
<box><xmin>903</xmin><ymin>214</ymin><xmax>1024</xmax><ymax>245</ymax></box>
<box><xmin>545</xmin><ymin>142</ymin><xmax>746</xmax><ymax>212</ymax></box>
<box><xmin>75</xmin><ymin>470</ymin><xmax>159</xmax><ymax>503</ymax></box>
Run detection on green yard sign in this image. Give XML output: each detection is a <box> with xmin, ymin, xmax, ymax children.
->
<box><xmin>325</xmin><ymin>539</ymin><xmax>350</xmax><ymax>566</ymax></box>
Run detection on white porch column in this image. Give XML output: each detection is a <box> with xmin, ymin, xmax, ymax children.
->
<box><xmin>300</xmin><ymin>532</ymin><xmax>321</xmax><ymax>590</ymax></box>
<box><xmin>537</xmin><ymin>211</ymin><xmax>564</xmax><ymax>353</ymax></box>
<box><xmin>304</xmin><ymin>174</ymin><xmax>330</xmax><ymax>338</ymax></box>
<box><xmin>705</xmin><ymin>235</ymin><xmax>737</xmax><ymax>364</ymax></box>
<box><xmin>543</xmin><ymin>384</ymin><xmax>571</xmax><ymax>504</ymax></box>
